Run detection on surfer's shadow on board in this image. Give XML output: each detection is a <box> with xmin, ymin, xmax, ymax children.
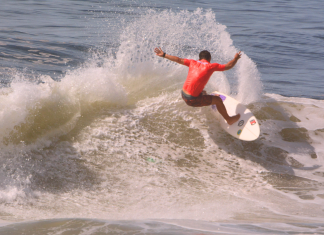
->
<box><xmin>204</xmin><ymin>96</ymin><xmax>320</xmax><ymax>176</ymax></box>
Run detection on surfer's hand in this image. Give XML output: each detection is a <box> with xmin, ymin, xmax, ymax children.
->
<box><xmin>224</xmin><ymin>52</ymin><xmax>241</xmax><ymax>70</ymax></box>
<box><xmin>235</xmin><ymin>51</ymin><xmax>242</xmax><ymax>60</ymax></box>
<box><xmin>154</xmin><ymin>47</ymin><xmax>164</xmax><ymax>57</ymax></box>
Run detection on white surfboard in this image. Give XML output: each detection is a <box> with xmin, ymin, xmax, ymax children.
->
<box><xmin>210</xmin><ymin>91</ymin><xmax>260</xmax><ymax>141</ymax></box>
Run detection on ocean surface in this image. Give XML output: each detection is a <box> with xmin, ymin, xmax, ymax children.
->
<box><xmin>0</xmin><ymin>0</ymin><xmax>324</xmax><ymax>234</ymax></box>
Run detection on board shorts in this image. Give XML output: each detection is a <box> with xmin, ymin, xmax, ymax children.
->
<box><xmin>181</xmin><ymin>90</ymin><xmax>213</xmax><ymax>107</ymax></box>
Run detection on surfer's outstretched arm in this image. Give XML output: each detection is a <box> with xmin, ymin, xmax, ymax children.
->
<box><xmin>154</xmin><ymin>47</ymin><xmax>185</xmax><ymax>65</ymax></box>
<box><xmin>224</xmin><ymin>51</ymin><xmax>242</xmax><ymax>70</ymax></box>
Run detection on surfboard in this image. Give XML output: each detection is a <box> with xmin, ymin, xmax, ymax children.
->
<box><xmin>210</xmin><ymin>91</ymin><xmax>260</xmax><ymax>141</ymax></box>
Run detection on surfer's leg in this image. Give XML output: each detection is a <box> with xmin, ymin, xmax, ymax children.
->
<box><xmin>211</xmin><ymin>96</ymin><xmax>240</xmax><ymax>125</ymax></box>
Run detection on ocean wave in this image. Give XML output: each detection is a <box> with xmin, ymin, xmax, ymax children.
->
<box><xmin>0</xmin><ymin>9</ymin><xmax>323</xmax><ymax>224</ymax></box>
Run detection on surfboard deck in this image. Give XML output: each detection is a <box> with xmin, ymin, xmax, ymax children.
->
<box><xmin>210</xmin><ymin>91</ymin><xmax>260</xmax><ymax>141</ymax></box>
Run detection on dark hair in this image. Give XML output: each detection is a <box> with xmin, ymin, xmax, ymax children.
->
<box><xmin>199</xmin><ymin>50</ymin><xmax>211</xmax><ymax>61</ymax></box>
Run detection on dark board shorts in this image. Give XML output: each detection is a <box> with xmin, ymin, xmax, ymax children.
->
<box><xmin>181</xmin><ymin>90</ymin><xmax>213</xmax><ymax>107</ymax></box>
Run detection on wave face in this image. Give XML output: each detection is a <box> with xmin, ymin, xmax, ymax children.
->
<box><xmin>0</xmin><ymin>8</ymin><xmax>324</xmax><ymax>229</ymax></box>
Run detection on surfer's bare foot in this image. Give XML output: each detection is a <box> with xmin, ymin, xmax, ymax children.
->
<box><xmin>226</xmin><ymin>114</ymin><xmax>240</xmax><ymax>125</ymax></box>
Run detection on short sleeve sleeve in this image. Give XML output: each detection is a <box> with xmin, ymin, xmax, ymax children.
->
<box><xmin>183</xmin><ymin>59</ymin><xmax>191</xmax><ymax>67</ymax></box>
<box><xmin>211</xmin><ymin>63</ymin><xmax>226</xmax><ymax>71</ymax></box>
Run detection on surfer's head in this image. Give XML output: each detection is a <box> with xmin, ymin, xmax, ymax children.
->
<box><xmin>199</xmin><ymin>50</ymin><xmax>211</xmax><ymax>62</ymax></box>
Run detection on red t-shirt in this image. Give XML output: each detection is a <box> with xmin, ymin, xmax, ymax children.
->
<box><xmin>182</xmin><ymin>59</ymin><xmax>226</xmax><ymax>97</ymax></box>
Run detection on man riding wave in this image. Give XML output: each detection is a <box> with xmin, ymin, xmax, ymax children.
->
<box><xmin>154</xmin><ymin>48</ymin><xmax>241</xmax><ymax>125</ymax></box>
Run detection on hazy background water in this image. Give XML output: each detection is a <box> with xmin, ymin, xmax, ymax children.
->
<box><xmin>0</xmin><ymin>0</ymin><xmax>324</xmax><ymax>234</ymax></box>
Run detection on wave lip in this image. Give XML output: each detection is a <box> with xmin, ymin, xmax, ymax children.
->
<box><xmin>0</xmin><ymin>61</ymin><xmax>127</xmax><ymax>147</ymax></box>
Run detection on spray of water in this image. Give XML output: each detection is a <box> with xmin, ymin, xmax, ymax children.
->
<box><xmin>0</xmin><ymin>8</ymin><xmax>261</xmax><ymax>147</ymax></box>
<box><xmin>115</xmin><ymin>8</ymin><xmax>262</xmax><ymax>103</ymax></box>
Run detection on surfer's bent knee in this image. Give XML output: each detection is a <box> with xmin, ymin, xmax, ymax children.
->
<box><xmin>212</xmin><ymin>96</ymin><xmax>222</xmax><ymax>104</ymax></box>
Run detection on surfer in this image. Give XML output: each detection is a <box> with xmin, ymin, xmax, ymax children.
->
<box><xmin>154</xmin><ymin>48</ymin><xmax>241</xmax><ymax>125</ymax></box>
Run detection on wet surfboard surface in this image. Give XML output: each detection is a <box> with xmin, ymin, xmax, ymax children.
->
<box><xmin>211</xmin><ymin>91</ymin><xmax>260</xmax><ymax>141</ymax></box>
